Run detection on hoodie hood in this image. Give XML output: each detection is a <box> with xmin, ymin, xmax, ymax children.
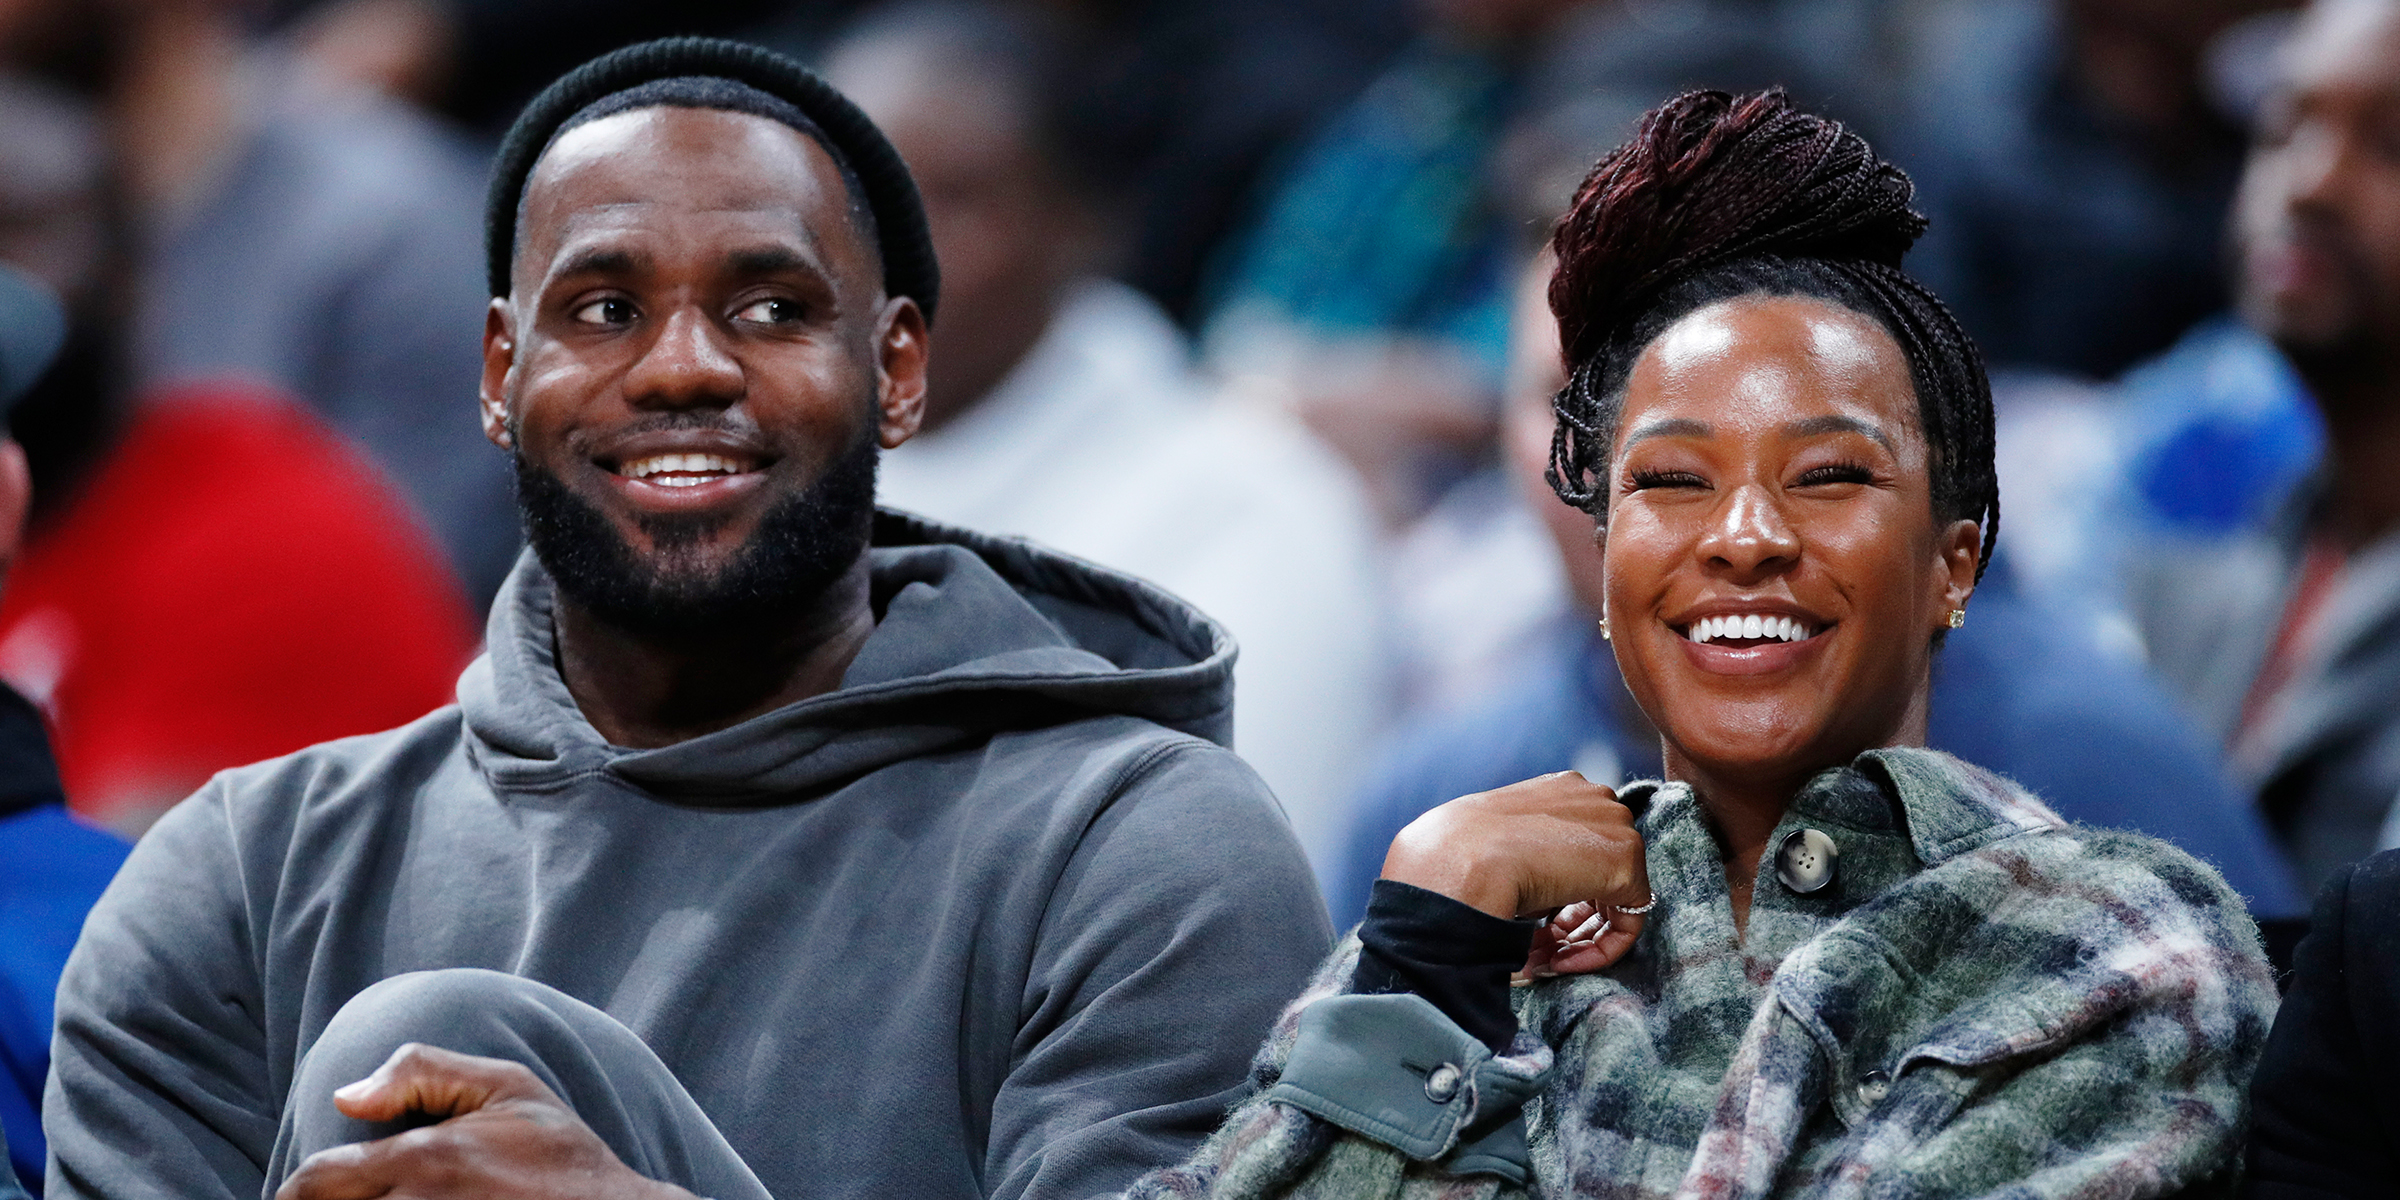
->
<box><xmin>458</xmin><ymin>509</ymin><xmax>1236</xmax><ymax>801</ymax></box>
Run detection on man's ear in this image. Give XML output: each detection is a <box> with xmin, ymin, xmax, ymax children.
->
<box><xmin>873</xmin><ymin>296</ymin><xmax>928</xmax><ymax>450</ymax></box>
<box><xmin>0</xmin><ymin>437</ymin><xmax>32</xmax><ymax>592</ymax></box>
<box><xmin>480</xmin><ymin>297</ymin><xmax>516</xmax><ymax>451</ymax></box>
<box><xmin>1935</xmin><ymin>518</ymin><xmax>1982</xmax><ymax>627</ymax></box>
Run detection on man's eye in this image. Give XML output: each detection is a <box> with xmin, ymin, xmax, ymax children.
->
<box><xmin>571</xmin><ymin>298</ymin><xmax>635</xmax><ymax>325</ymax></box>
<box><xmin>735</xmin><ymin>298</ymin><xmax>801</xmax><ymax>324</ymax></box>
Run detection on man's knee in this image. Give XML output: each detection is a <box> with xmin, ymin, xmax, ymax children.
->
<box><xmin>293</xmin><ymin>967</ymin><xmax>650</xmax><ymax>1115</ymax></box>
<box><xmin>306</xmin><ymin>969</ymin><xmax>577</xmax><ymax>1078</ymax></box>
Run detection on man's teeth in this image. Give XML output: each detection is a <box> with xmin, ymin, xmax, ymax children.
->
<box><xmin>619</xmin><ymin>453</ymin><xmax>750</xmax><ymax>486</ymax></box>
<box><xmin>1683</xmin><ymin>615</ymin><xmax>1815</xmax><ymax>645</ymax></box>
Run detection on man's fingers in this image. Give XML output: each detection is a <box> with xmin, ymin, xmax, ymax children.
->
<box><xmin>275</xmin><ymin>1140</ymin><xmax>394</xmax><ymax>1200</ymax></box>
<box><xmin>330</xmin><ymin>1042</ymin><xmax>560</xmax><ymax>1123</ymax></box>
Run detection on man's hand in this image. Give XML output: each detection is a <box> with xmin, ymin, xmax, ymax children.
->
<box><xmin>1380</xmin><ymin>771</ymin><xmax>1650</xmax><ymax>976</ymax></box>
<box><xmin>276</xmin><ymin>1043</ymin><xmax>698</xmax><ymax>1200</ymax></box>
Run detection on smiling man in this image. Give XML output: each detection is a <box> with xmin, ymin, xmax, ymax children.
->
<box><xmin>41</xmin><ymin>38</ymin><xmax>1329</xmax><ymax>1200</ymax></box>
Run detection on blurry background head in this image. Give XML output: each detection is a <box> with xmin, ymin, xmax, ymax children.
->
<box><xmin>2062</xmin><ymin>0</ymin><xmax>2296</xmax><ymax>141</ymax></box>
<box><xmin>0</xmin><ymin>263</ymin><xmax>60</xmax><ymax>582</ymax></box>
<box><xmin>0</xmin><ymin>70</ymin><xmax>122</xmax><ymax>522</ymax></box>
<box><xmin>828</xmin><ymin>1</ymin><xmax>1113</xmax><ymax>432</ymax></box>
<box><xmin>1415</xmin><ymin>0</ymin><xmax>1584</xmax><ymax>44</ymax></box>
<box><xmin>2236</xmin><ymin>0</ymin><xmax>2400</xmax><ymax>398</ymax></box>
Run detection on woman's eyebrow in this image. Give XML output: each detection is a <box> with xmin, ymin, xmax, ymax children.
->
<box><xmin>1623</xmin><ymin>416</ymin><xmax>1712</xmax><ymax>445</ymax></box>
<box><xmin>1784</xmin><ymin>413</ymin><xmax>1895</xmax><ymax>451</ymax></box>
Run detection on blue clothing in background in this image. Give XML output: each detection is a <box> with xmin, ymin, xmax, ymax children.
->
<box><xmin>0</xmin><ymin>684</ymin><xmax>129</xmax><ymax>1195</ymax></box>
<box><xmin>1330</xmin><ymin>562</ymin><xmax>2303</xmax><ymax>928</ymax></box>
<box><xmin>2114</xmin><ymin>316</ymin><xmax>2322</xmax><ymax>542</ymax></box>
<box><xmin>0</xmin><ymin>1126</ymin><xmax>24</xmax><ymax>1200</ymax></box>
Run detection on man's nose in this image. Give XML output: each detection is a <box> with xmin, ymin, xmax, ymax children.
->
<box><xmin>1697</xmin><ymin>483</ymin><xmax>1800</xmax><ymax>579</ymax></box>
<box><xmin>624</xmin><ymin>306</ymin><xmax>744</xmax><ymax>409</ymax></box>
<box><xmin>2281</xmin><ymin>121</ymin><xmax>2356</xmax><ymax>215</ymax></box>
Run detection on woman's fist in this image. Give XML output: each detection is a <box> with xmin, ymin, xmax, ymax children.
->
<box><xmin>1381</xmin><ymin>771</ymin><xmax>1650</xmax><ymax>973</ymax></box>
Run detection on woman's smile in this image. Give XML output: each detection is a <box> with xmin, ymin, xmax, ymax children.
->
<box><xmin>1666</xmin><ymin>604</ymin><xmax>1832</xmax><ymax>676</ymax></box>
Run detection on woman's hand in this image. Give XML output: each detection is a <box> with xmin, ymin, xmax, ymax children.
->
<box><xmin>1381</xmin><ymin>771</ymin><xmax>1650</xmax><ymax>974</ymax></box>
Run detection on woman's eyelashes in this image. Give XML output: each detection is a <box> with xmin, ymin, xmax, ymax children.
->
<box><xmin>1791</xmin><ymin>460</ymin><xmax>1875</xmax><ymax>488</ymax></box>
<box><xmin>1625</xmin><ymin>467</ymin><xmax>1707</xmax><ymax>492</ymax></box>
<box><xmin>1622</xmin><ymin>458</ymin><xmax>1879</xmax><ymax>494</ymax></box>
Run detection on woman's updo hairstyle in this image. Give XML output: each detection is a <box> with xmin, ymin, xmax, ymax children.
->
<box><xmin>1545</xmin><ymin>89</ymin><xmax>1998</xmax><ymax>582</ymax></box>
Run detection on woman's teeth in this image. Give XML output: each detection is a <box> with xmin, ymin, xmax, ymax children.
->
<box><xmin>1684</xmin><ymin>614</ymin><xmax>1815</xmax><ymax>645</ymax></box>
<box><xmin>618</xmin><ymin>453</ymin><xmax>750</xmax><ymax>487</ymax></box>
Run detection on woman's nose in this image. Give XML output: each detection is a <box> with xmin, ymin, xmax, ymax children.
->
<box><xmin>624</xmin><ymin>307</ymin><xmax>745</xmax><ymax>409</ymax></box>
<box><xmin>1697</xmin><ymin>483</ymin><xmax>1800</xmax><ymax>578</ymax></box>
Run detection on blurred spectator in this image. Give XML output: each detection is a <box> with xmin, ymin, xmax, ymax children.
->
<box><xmin>281</xmin><ymin>0</ymin><xmax>795</xmax><ymax>130</ymax></box>
<box><xmin>2089</xmin><ymin>0</ymin><xmax>2400</xmax><ymax>895</ymax></box>
<box><xmin>2243</xmin><ymin>847</ymin><xmax>2400</xmax><ymax>1192</ymax></box>
<box><xmin>831</xmin><ymin>2</ymin><xmax>1392</xmax><ymax>871</ymax></box>
<box><xmin>1327</xmin><ymin>255</ymin><xmax>2304</xmax><ymax>926</ymax></box>
<box><xmin>1385</xmin><ymin>0</ymin><xmax>1885</xmax><ymax>708</ymax></box>
<box><xmin>5</xmin><ymin>0</ymin><xmax>516</xmax><ymax>604</ymax></box>
<box><xmin>288</xmin><ymin>0</ymin><xmax>1407</xmax><ymax>331</ymax></box>
<box><xmin>1026</xmin><ymin>0</ymin><xmax>1409</xmax><ymax>325</ymax></box>
<box><xmin>0</xmin><ymin>66</ymin><xmax>477</xmax><ymax>834</ymax></box>
<box><xmin>1901</xmin><ymin>0</ymin><xmax>2295</xmax><ymax>379</ymax></box>
<box><xmin>1197</xmin><ymin>0</ymin><xmax>1595</xmax><ymax>524</ymax></box>
<box><xmin>0</xmin><ymin>265</ymin><xmax>126</xmax><ymax>1198</ymax></box>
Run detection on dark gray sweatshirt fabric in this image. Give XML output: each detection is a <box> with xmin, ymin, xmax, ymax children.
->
<box><xmin>45</xmin><ymin>511</ymin><xmax>1332</xmax><ymax>1200</ymax></box>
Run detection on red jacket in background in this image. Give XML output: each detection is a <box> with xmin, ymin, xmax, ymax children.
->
<box><xmin>0</xmin><ymin>382</ymin><xmax>482</xmax><ymax>830</ymax></box>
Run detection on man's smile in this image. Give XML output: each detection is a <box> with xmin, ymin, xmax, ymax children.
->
<box><xmin>590</xmin><ymin>430</ymin><xmax>778</xmax><ymax>512</ymax></box>
<box><xmin>614</xmin><ymin>452</ymin><xmax>763</xmax><ymax>487</ymax></box>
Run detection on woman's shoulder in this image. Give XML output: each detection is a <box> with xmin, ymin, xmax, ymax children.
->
<box><xmin>1815</xmin><ymin>749</ymin><xmax>2274</xmax><ymax>1015</ymax></box>
<box><xmin>1838</xmin><ymin>794</ymin><xmax>2275</xmax><ymax>1032</ymax></box>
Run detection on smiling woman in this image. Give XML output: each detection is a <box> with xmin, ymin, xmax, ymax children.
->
<box><xmin>1130</xmin><ymin>91</ymin><xmax>2279</xmax><ymax>1200</ymax></box>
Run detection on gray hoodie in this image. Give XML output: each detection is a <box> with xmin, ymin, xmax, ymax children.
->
<box><xmin>45</xmin><ymin>511</ymin><xmax>1332</xmax><ymax>1200</ymax></box>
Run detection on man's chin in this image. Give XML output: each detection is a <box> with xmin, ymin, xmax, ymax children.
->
<box><xmin>513</xmin><ymin>438</ymin><xmax>880</xmax><ymax>641</ymax></box>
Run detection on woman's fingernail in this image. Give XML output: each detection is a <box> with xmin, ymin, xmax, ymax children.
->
<box><xmin>334</xmin><ymin>1079</ymin><xmax>372</xmax><ymax>1102</ymax></box>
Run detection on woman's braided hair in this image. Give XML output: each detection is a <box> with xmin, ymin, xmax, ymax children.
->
<box><xmin>1545</xmin><ymin>90</ymin><xmax>1998</xmax><ymax>582</ymax></box>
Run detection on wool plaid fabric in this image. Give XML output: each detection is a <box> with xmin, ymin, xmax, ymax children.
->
<box><xmin>1131</xmin><ymin>747</ymin><xmax>2278</xmax><ymax>1199</ymax></box>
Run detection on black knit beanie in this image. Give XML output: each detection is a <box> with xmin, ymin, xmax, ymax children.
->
<box><xmin>485</xmin><ymin>36</ymin><xmax>940</xmax><ymax>322</ymax></box>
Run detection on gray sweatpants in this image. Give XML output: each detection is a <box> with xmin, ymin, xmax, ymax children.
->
<box><xmin>266</xmin><ymin>969</ymin><xmax>774</xmax><ymax>1200</ymax></box>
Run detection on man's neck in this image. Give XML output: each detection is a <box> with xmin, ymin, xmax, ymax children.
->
<box><xmin>2305</xmin><ymin>368</ymin><xmax>2400</xmax><ymax>550</ymax></box>
<box><xmin>552</xmin><ymin>558</ymin><xmax>878</xmax><ymax>749</ymax></box>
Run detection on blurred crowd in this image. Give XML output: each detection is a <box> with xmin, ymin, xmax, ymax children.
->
<box><xmin>6</xmin><ymin>0</ymin><xmax>2400</xmax><ymax>1185</ymax></box>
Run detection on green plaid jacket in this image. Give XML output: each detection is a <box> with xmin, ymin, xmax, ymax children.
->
<box><xmin>1130</xmin><ymin>748</ymin><xmax>2278</xmax><ymax>1199</ymax></box>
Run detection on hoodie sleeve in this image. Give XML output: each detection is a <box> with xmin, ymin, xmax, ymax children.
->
<box><xmin>43</xmin><ymin>780</ymin><xmax>276</xmax><ymax>1200</ymax></box>
<box><xmin>983</xmin><ymin>739</ymin><xmax>1332</xmax><ymax>1200</ymax></box>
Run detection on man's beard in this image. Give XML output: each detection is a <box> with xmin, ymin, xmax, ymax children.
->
<box><xmin>514</xmin><ymin>431</ymin><xmax>880</xmax><ymax>641</ymax></box>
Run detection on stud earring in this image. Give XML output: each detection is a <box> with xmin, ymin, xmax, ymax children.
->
<box><xmin>1947</xmin><ymin>608</ymin><xmax>1967</xmax><ymax>629</ymax></box>
<box><xmin>1598</xmin><ymin>614</ymin><xmax>1611</xmax><ymax>641</ymax></box>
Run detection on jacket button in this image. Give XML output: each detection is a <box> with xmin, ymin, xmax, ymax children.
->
<box><xmin>1776</xmin><ymin>828</ymin><xmax>1840</xmax><ymax>894</ymax></box>
<box><xmin>1858</xmin><ymin>1069</ymin><xmax>1892</xmax><ymax>1106</ymax></box>
<box><xmin>1423</xmin><ymin>1063</ymin><xmax>1463</xmax><ymax>1104</ymax></box>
